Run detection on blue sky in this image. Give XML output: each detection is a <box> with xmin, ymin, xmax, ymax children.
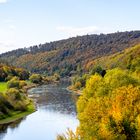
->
<box><xmin>0</xmin><ymin>0</ymin><xmax>140</xmax><ymax>53</ymax></box>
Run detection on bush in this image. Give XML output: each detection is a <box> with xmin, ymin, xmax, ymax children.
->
<box><xmin>6</xmin><ymin>88</ymin><xmax>29</xmax><ymax>111</ymax></box>
<box><xmin>29</xmin><ymin>74</ymin><xmax>42</xmax><ymax>84</ymax></box>
<box><xmin>7</xmin><ymin>77</ymin><xmax>20</xmax><ymax>89</ymax></box>
<box><xmin>73</xmin><ymin>81</ymin><xmax>82</xmax><ymax>89</ymax></box>
<box><xmin>0</xmin><ymin>94</ymin><xmax>13</xmax><ymax>115</ymax></box>
<box><xmin>72</xmin><ymin>74</ymin><xmax>89</xmax><ymax>90</ymax></box>
<box><xmin>104</xmin><ymin>68</ymin><xmax>139</xmax><ymax>90</ymax></box>
<box><xmin>57</xmin><ymin>129</ymin><xmax>79</xmax><ymax>140</ymax></box>
<box><xmin>19</xmin><ymin>80</ymin><xmax>27</xmax><ymax>88</ymax></box>
<box><xmin>15</xmin><ymin>69</ymin><xmax>30</xmax><ymax>80</ymax></box>
<box><xmin>6</xmin><ymin>88</ymin><xmax>21</xmax><ymax>100</ymax></box>
<box><xmin>53</xmin><ymin>73</ymin><xmax>60</xmax><ymax>81</ymax></box>
<box><xmin>90</xmin><ymin>66</ymin><xmax>106</xmax><ymax>77</ymax></box>
<box><xmin>5</xmin><ymin>75</ymin><xmax>13</xmax><ymax>81</ymax></box>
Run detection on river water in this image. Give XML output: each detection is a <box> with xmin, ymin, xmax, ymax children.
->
<box><xmin>0</xmin><ymin>83</ymin><xmax>79</xmax><ymax>140</ymax></box>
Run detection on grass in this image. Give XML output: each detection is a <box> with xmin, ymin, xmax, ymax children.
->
<box><xmin>0</xmin><ymin>102</ymin><xmax>36</xmax><ymax>124</ymax></box>
<box><xmin>0</xmin><ymin>82</ymin><xmax>7</xmax><ymax>92</ymax></box>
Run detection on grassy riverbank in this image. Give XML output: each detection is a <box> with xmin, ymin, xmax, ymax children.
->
<box><xmin>0</xmin><ymin>102</ymin><xmax>35</xmax><ymax>125</ymax></box>
<box><xmin>0</xmin><ymin>80</ymin><xmax>36</xmax><ymax>125</ymax></box>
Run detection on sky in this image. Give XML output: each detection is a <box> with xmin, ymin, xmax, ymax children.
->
<box><xmin>0</xmin><ymin>0</ymin><xmax>140</xmax><ymax>53</ymax></box>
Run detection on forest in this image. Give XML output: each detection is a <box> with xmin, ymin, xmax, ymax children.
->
<box><xmin>0</xmin><ymin>31</ymin><xmax>140</xmax><ymax>76</ymax></box>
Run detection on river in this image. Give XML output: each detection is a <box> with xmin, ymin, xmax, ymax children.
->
<box><xmin>0</xmin><ymin>83</ymin><xmax>79</xmax><ymax>140</ymax></box>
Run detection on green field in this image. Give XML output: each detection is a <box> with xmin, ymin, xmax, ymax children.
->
<box><xmin>0</xmin><ymin>82</ymin><xmax>7</xmax><ymax>92</ymax></box>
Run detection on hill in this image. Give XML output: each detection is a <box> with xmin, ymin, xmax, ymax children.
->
<box><xmin>86</xmin><ymin>44</ymin><xmax>140</xmax><ymax>72</ymax></box>
<box><xmin>0</xmin><ymin>31</ymin><xmax>140</xmax><ymax>76</ymax></box>
<box><xmin>71</xmin><ymin>44</ymin><xmax>140</xmax><ymax>90</ymax></box>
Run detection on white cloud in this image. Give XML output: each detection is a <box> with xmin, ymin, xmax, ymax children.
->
<box><xmin>0</xmin><ymin>0</ymin><xmax>7</xmax><ymax>3</ymax></box>
<box><xmin>56</xmin><ymin>26</ymin><xmax>101</xmax><ymax>36</ymax></box>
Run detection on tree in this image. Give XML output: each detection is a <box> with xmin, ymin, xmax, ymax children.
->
<box><xmin>90</xmin><ymin>66</ymin><xmax>106</xmax><ymax>77</ymax></box>
<box><xmin>76</xmin><ymin>69</ymin><xmax>140</xmax><ymax>139</ymax></box>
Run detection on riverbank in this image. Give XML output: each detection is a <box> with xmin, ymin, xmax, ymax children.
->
<box><xmin>23</xmin><ymin>83</ymin><xmax>38</xmax><ymax>92</ymax></box>
<box><xmin>67</xmin><ymin>86</ymin><xmax>82</xmax><ymax>96</ymax></box>
<box><xmin>0</xmin><ymin>82</ymin><xmax>37</xmax><ymax>125</ymax></box>
<box><xmin>0</xmin><ymin>102</ymin><xmax>36</xmax><ymax>125</ymax></box>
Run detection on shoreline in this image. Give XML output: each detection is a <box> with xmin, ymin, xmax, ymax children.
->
<box><xmin>66</xmin><ymin>86</ymin><xmax>82</xmax><ymax>96</ymax></box>
<box><xmin>0</xmin><ymin>82</ymin><xmax>76</xmax><ymax>125</ymax></box>
<box><xmin>0</xmin><ymin>102</ymin><xmax>36</xmax><ymax>125</ymax></box>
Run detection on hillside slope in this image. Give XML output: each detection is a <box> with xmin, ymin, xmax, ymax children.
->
<box><xmin>86</xmin><ymin>44</ymin><xmax>140</xmax><ymax>73</ymax></box>
<box><xmin>0</xmin><ymin>31</ymin><xmax>140</xmax><ymax>76</ymax></box>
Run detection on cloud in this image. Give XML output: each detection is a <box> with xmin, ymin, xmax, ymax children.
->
<box><xmin>56</xmin><ymin>26</ymin><xmax>101</xmax><ymax>36</ymax></box>
<box><xmin>0</xmin><ymin>0</ymin><xmax>7</xmax><ymax>3</ymax></box>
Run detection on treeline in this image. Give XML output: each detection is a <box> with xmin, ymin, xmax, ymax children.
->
<box><xmin>0</xmin><ymin>31</ymin><xmax>140</xmax><ymax>76</ymax></box>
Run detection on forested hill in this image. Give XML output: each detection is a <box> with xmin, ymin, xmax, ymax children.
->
<box><xmin>0</xmin><ymin>31</ymin><xmax>140</xmax><ymax>76</ymax></box>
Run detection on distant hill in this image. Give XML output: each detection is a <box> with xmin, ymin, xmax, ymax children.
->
<box><xmin>0</xmin><ymin>31</ymin><xmax>140</xmax><ymax>76</ymax></box>
<box><xmin>86</xmin><ymin>44</ymin><xmax>140</xmax><ymax>72</ymax></box>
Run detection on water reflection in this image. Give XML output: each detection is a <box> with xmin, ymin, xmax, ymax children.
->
<box><xmin>0</xmin><ymin>84</ymin><xmax>79</xmax><ymax>140</ymax></box>
<box><xmin>0</xmin><ymin>118</ymin><xmax>24</xmax><ymax>140</ymax></box>
<box><xmin>30</xmin><ymin>85</ymin><xmax>78</xmax><ymax>115</ymax></box>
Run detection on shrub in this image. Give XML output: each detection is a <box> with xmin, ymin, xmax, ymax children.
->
<box><xmin>57</xmin><ymin>129</ymin><xmax>80</xmax><ymax>140</ymax></box>
<box><xmin>19</xmin><ymin>80</ymin><xmax>27</xmax><ymax>88</ymax></box>
<box><xmin>0</xmin><ymin>94</ymin><xmax>12</xmax><ymax>115</ymax></box>
<box><xmin>5</xmin><ymin>75</ymin><xmax>13</xmax><ymax>81</ymax></box>
<box><xmin>29</xmin><ymin>74</ymin><xmax>42</xmax><ymax>84</ymax></box>
<box><xmin>53</xmin><ymin>73</ymin><xmax>60</xmax><ymax>81</ymax></box>
<box><xmin>72</xmin><ymin>74</ymin><xmax>89</xmax><ymax>90</ymax></box>
<box><xmin>90</xmin><ymin>66</ymin><xmax>106</xmax><ymax>77</ymax></box>
<box><xmin>104</xmin><ymin>68</ymin><xmax>139</xmax><ymax>91</ymax></box>
<box><xmin>14</xmin><ymin>101</ymin><xmax>27</xmax><ymax>111</ymax></box>
<box><xmin>73</xmin><ymin>81</ymin><xmax>82</xmax><ymax>89</ymax></box>
<box><xmin>6</xmin><ymin>88</ymin><xmax>29</xmax><ymax>111</ymax></box>
<box><xmin>6</xmin><ymin>88</ymin><xmax>21</xmax><ymax>100</ymax></box>
<box><xmin>7</xmin><ymin>77</ymin><xmax>20</xmax><ymax>89</ymax></box>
